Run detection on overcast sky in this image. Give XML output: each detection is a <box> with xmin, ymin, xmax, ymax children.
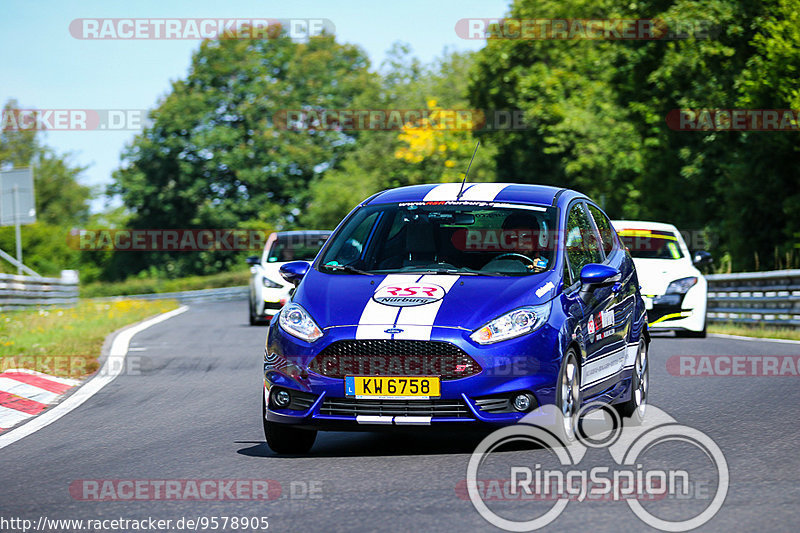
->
<box><xmin>0</xmin><ymin>0</ymin><xmax>510</xmax><ymax>212</ymax></box>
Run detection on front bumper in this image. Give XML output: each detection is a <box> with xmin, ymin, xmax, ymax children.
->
<box><xmin>644</xmin><ymin>289</ymin><xmax>706</xmax><ymax>332</ymax></box>
<box><xmin>263</xmin><ymin>321</ymin><xmax>563</xmax><ymax>429</ymax></box>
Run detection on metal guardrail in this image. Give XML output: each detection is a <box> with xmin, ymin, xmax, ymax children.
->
<box><xmin>0</xmin><ymin>272</ymin><xmax>79</xmax><ymax>312</ymax></box>
<box><xmin>90</xmin><ymin>285</ymin><xmax>248</xmax><ymax>304</ymax></box>
<box><xmin>706</xmin><ymin>269</ymin><xmax>800</xmax><ymax>328</ymax></box>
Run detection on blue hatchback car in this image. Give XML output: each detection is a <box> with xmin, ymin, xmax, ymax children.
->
<box><xmin>262</xmin><ymin>183</ymin><xmax>649</xmax><ymax>453</ymax></box>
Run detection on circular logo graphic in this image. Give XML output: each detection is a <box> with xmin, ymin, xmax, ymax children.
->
<box><xmin>373</xmin><ymin>283</ymin><xmax>446</xmax><ymax>307</ymax></box>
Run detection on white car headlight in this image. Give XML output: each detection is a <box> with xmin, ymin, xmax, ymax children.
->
<box><xmin>279</xmin><ymin>303</ymin><xmax>323</xmax><ymax>342</ymax></box>
<box><xmin>470</xmin><ymin>303</ymin><xmax>551</xmax><ymax>345</ymax></box>
<box><xmin>262</xmin><ymin>277</ymin><xmax>282</xmax><ymax>288</ymax></box>
<box><xmin>665</xmin><ymin>277</ymin><xmax>698</xmax><ymax>294</ymax></box>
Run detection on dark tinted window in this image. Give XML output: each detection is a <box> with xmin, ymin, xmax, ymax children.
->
<box><xmin>587</xmin><ymin>204</ymin><xmax>616</xmax><ymax>256</ymax></box>
<box><xmin>565</xmin><ymin>203</ymin><xmax>604</xmax><ymax>280</ymax></box>
<box><xmin>318</xmin><ymin>203</ymin><xmax>558</xmax><ymax>276</ymax></box>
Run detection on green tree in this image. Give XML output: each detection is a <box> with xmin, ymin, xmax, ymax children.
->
<box><xmin>110</xmin><ymin>30</ymin><xmax>376</xmax><ymax>277</ymax></box>
<box><xmin>470</xmin><ymin>0</ymin><xmax>800</xmax><ymax>270</ymax></box>
<box><xmin>302</xmin><ymin>46</ymin><xmax>497</xmax><ymax>229</ymax></box>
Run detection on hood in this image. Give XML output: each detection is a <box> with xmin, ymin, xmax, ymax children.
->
<box><xmin>294</xmin><ymin>269</ymin><xmax>561</xmax><ymax>331</ymax></box>
<box><xmin>633</xmin><ymin>258</ymin><xmax>701</xmax><ymax>296</ymax></box>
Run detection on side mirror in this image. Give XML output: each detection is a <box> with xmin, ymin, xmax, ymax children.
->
<box><xmin>580</xmin><ymin>263</ymin><xmax>621</xmax><ymax>289</ymax></box>
<box><xmin>579</xmin><ymin>264</ymin><xmax>621</xmax><ymax>301</ymax></box>
<box><xmin>693</xmin><ymin>250</ymin><xmax>713</xmax><ymax>267</ymax></box>
<box><xmin>245</xmin><ymin>255</ymin><xmax>261</xmax><ymax>266</ymax></box>
<box><xmin>279</xmin><ymin>261</ymin><xmax>311</xmax><ymax>286</ymax></box>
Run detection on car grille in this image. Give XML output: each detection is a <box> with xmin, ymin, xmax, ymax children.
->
<box><xmin>309</xmin><ymin>340</ymin><xmax>481</xmax><ymax>380</ymax></box>
<box><xmin>319</xmin><ymin>397</ymin><xmax>472</xmax><ymax>418</ymax></box>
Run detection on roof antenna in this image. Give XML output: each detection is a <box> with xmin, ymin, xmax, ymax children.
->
<box><xmin>456</xmin><ymin>140</ymin><xmax>480</xmax><ymax>200</ymax></box>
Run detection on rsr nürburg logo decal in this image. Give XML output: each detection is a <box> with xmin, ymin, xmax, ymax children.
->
<box><xmin>373</xmin><ymin>283</ymin><xmax>446</xmax><ymax>307</ymax></box>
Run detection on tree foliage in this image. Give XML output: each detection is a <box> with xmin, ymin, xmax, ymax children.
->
<box><xmin>470</xmin><ymin>0</ymin><xmax>800</xmax><ymax>270</ymax></box>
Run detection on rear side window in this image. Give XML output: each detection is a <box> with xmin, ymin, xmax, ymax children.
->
<box><xmin>587</xmin><ymin>204</ymin><xmax>616</xmax><ymax>256</ymax></box>
<box><xmin>565</xmin><ymin>203</ymin><xmax>604</xmax><ymax>281</ymax></box>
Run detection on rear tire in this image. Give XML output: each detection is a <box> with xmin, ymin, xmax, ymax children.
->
<box><xmin>262</xmin><ymin>395</ymin><xmax>316</xmax><ymax>454</ymax></box>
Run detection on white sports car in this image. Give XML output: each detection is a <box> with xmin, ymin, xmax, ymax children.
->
<box><xmin>612</xmin><ymin>220</ymin><xmax>711</xmax><ymax>337</ymax></box>
<box><xmin>246</xmin><ymin>230</ymin><xmax>330</xmax><ymax>325</ymax></box>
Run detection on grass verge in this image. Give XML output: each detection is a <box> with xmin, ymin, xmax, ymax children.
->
<box><xmin>0</xmin><ymin>299</ymin><xmax>180</xmax><ymax>378</ymax></box>
<box><xmin>708</xmin><ymin>322</ymin><xmax>800</xmax><ymax>341</ymax></box>
<box><xmin>80</xmin><ymin>270</ymin><xmax>249</xmax><ymax>298</ymax></box>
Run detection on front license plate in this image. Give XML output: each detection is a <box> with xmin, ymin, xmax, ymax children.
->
<box><xmin>643</xmin><ymin>296</ymin><xmax>653</xmax><ymax>310</ymax></box>
<box><xmin>345</xmin><ymin>376</ymin><xmax>440</xmax><ymax>399</ymax></box>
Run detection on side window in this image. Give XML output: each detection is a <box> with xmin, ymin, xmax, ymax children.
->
<box><xmin>587</xmin><ymin>204</ymin><xmax>616</xmax><ymax>256</ymax></box>
<box><xmin>326</xmin><ymin>212</ymin><xmax>379</xmax><ymax>265</ymax></box>
<box><xmin>565</xmin><ymin>203</ymin><xmax>604</xmax><ymax>281</ymax></box>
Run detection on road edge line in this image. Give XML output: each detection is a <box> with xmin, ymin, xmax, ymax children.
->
<box><xmin>0</xmin><ymin>305</ymin><xmax>189</xmax><ymax>450</ymax></box>
<box><xmin>709</xmin><ymin>332</ymin><xmax>800</xmax><ymax>345</ymax></box>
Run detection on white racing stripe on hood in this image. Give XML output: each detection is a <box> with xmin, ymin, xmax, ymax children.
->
<box><xmin>458</xmin><ymin>183</ymin><xmax>509</xmax><ymax>201</ymax></box>
<box><xmin>355</xmin><ymin>274</ymin><xmax>418</xmax><ymax>340</ymax></box>
<box><xmin>422</xmin><ymin>182</ymin><xmax>510</xmax><ymax>202</ymax></box>
<box><xmin>392</xmin><ymin>275</ymin><xmax>460</xmax><ymax>341</ymax></box>
<box><xmin>355</xmin><ymin>274</ymin><xmax>460</xmax><ymax>340</ymax></box>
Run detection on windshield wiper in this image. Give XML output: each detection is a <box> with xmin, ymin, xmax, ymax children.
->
<box><xmin>409</xmin><ymin>268</ymin><xmax>482</xmax><ymax>276</ymax></box>
<box><xmin>321</xmin><ymin>264</ymin><xmax>372</xmax><ymax>275</ymax></box>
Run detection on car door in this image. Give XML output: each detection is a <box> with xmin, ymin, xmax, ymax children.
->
<box><xmin>586</xmin><ymin>203</ymin><xmax>635</xmax><ymax>350</ymax></box>
<box><xmin>563</xmin><ymin>201</ymin><xmax>618</xmax><ymax>397</ymax></box>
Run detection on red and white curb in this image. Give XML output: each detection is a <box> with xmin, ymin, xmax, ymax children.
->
<box><xmin>0</xmin><ymin>305</ymin><xmax>188</xmax><ymax>450</ymax></box>
<box><xmin>0</xmin><ymin>369</ymin><xmax>80</xmax><ymax>432</ymax></box>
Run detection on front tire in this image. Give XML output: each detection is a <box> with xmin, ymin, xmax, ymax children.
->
<box><xmin>615</xmin><ymin>339</ymin><xmax>648</xmax><ymax>424</ymax></box>
<box><xmin>262</xmin><ymin>395</ymin><xmax>316</xmax><ymax>454</ymax></box>
<box><xmin>556</xmin><ymin>349</ymin><xmax>581</xmax><ymax>442</ymax></box>
<box><xmin>676</xmin><ymin>326</ymin><xmax>706</xmax><ymax>338</ymax></box>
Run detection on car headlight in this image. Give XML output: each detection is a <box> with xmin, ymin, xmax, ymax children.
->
<box><xmin>470</xmin><ymin>304</ymin><xmax>551</xmax><ymax>345</ymax></box>
<box><xmin>665</xmin><ymin>277</ymin><xmax>698</xmax><ymax>294</ymax></box>
<box><xmin>262</xmin><ymin>276</ymin><xmax>282</xmax><ymax>288</ymax></box>
<box><xmin>279</xmin><ymin>303</ymin><xmax>323</xmax><ymax>342</ymax></box>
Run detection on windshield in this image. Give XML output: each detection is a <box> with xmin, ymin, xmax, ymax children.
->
<box><xmin>267</xmin><ymin>233</ymin><xmax>329</xmax><ymax>262</ymax></box>
<box><xmin>618</xmin><ymin>229</ymin><xmax>684</xmax><ymax>260</ymax></box>
<box><xmin>318</xmin><ymin>202</ymin><xmax>558</xmax><ymax>276</ymax></box>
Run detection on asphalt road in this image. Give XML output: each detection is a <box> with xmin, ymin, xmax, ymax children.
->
<box><xmin>1</xmin><ymin>299</ymin><xmax>798</xmax><ymax>533</ymax></box>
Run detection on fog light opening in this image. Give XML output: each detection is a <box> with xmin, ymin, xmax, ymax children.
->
<box><xmin>513</xmin><ymin>393</ymin><xmax>533</xmax><ymax>412</ymax></box>
<box><xmin>273</xmin><ymin>389</ymin><xmax>291</xmax><ymax>408</ymax></box>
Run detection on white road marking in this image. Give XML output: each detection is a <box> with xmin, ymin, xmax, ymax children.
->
<box><xmin>0</xmin><ymin>305</ymin><xmax>189</xmax><ymax>450</ymax></box>
<box><xmin>709</xmin><ymin>333</ymin><xmax>800</xmax><ymax>345</ymax></box>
